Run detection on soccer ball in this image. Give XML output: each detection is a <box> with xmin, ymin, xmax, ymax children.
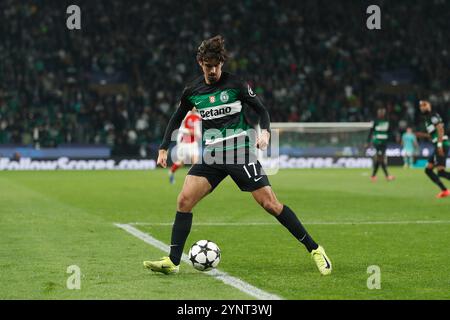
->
<box><xmin>188</xmin><ymin>240</ymin><xmax>221</xmax><ymax>271</ymax></box>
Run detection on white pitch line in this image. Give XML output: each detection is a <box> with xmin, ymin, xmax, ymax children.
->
<box><xmin>130</xmin><ymin>220</ymin><xmax>450</xmax><ymax>226</ymax></box>
<box><xmin>114</xmin><ymin>223</ymin><xmax>283</xmax><ymax>301</ymax></box>
<box><xmin>130</xmin><ymin>222</ymin><xmax>277</xmax><ymax>226</ymax></box>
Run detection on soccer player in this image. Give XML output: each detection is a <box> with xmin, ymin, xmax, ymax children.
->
<box><xmin>144</xmin><ymin>35</ymin><xmax>332</xmax><ymax>275</ymax></box>
<box><xmin>401</xmin><ymin>127</ymin><xmax>419</xmax><ymax>168</ymax></box>
<box><xmin>416</xmin><ymin>100</ymin><xmax>450</xmax><ymax>198</ymax></box>
<box><xmin>367</xmin><ymin>108</ymin><xmax>395</xmax><ymax>182</ymax></box>
<box><xmin>168</xmin><ymin>109</ymin><xmax>202</xmax><ymax>184</ymax></box>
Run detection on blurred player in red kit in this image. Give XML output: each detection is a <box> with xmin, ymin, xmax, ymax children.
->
<box><xmin>169</xmin><ymin>108</ymin><xmax>202</xmax><ymax>184</ymax></box>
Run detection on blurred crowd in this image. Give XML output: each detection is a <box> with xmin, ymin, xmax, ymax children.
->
<box><xmin>0</xmin><ymin>0</ymin><xmax>449</xmax><ymax>155</ymax></box>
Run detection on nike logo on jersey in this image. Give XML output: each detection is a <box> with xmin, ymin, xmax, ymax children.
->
<box><xmin>254</xmin><ymin>177</ymin><xmax>263</xmax><ymax>182</ymax></box>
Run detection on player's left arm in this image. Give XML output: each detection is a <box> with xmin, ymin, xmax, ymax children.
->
<box><xmin>239</xmin><ymin>81</ymin><xmax>271</xmax><ymax>150</ymax></box>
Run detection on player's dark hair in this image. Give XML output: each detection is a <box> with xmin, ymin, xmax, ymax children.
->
<box><xmin>197</xmin><ymin>35</ymin><xmax>229</xmax><ymax>63</ymax></box>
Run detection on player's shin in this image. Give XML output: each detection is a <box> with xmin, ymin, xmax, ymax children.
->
<box><xmin>169</xmin><ymin>211</ymin><xmax>193</xmax><ymax>265</ymax></box>
<box><xmin>372</xmin><ymin>160</ymin><xmax>379</xmax><ymax>177</ymax></box>
<box><xmin>275</xmin><ymin>205</ymin><xmax>318</xmax><ymax>252</ymax></box>
<box><xmin>381</xmin><ymin>161</ymin><xmax>389</xmax><ymax>177</ymax></box>
<box><xmin>425</xmin><ymin>168</ymin><xmax>447</xmax><ymax>191</ymax></box>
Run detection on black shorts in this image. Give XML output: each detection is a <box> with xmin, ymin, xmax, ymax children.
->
<box><xmin>374</xmin><ymin>144</ymin><xmax>387</xmax><ymax>157</ymax></box>
<box><xmin>428</xmin><ymin>145</ymin><xmax>449</xmax><ymax>167</ymax></box>
<box><xmin>188</xmin><ymin>148</ymin><xmax>271</xmax><ymax>192</ymax></box>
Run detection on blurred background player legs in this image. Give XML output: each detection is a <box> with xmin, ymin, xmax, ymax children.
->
<box><xmin>169</xmin><ymin>142</ymin><xmax>200</xmax><ymax>184</ymax></box>
<box><xmin>169</xmin><ymin>162</ymin><xmax>181</xmax><ymax>184</ymax></box>
<box><xmin>403</xmin><ymin>151</ymin><xmax>413</xmax><ymax>169</ymax></box>
<box><xmin>371</xmin><ymin>145</ymin><xmax>394</xmax><ymax>181</ymax></box>
<box><xmin>401</xmin><ymin>127</ymin><xmax>419</xmax><ymax>168</ymax></box>
<box><xmin>403</xmin><ymin>150</ymin><xmax>414</xmax><ymax>169</ymax></box>
<box><xmin>368</xmin><ymin>108</ymin><xmax>395</xmax><ymax>182</ymax></box>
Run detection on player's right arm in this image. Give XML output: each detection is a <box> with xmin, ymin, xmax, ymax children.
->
<box><xmin>415</xmin><ymin>131</ymin><xmax>431</xmax><ymax>139</ymax></box>
<box><xmin>238</xmin><ymin>81</ymin><xmax>271</xmax><ymax>150</ymax></box>
<box><xmin>157</xmin><ymin>87</ymin><xmax>193</xmax><ymax>168</ymax></box>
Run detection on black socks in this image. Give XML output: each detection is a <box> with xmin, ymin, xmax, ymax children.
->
<box><xmin>169</xmin><ymin>207</ymin><xmax>319</xmax><ymax>263</ymax></box>
<box><xmin>169</xmin><ymin>211</ymin><xmax>193</xmax><ymax>265</ymax></box>
<box><xmin>380</xmin><ymin>162</ymin><xmax>389</xmax><ymax>177</ymax></box>
<box><xmin>425</xmin><ymin>168</ymin><xmax>447</xmax><ymax>191</ymax></box>
<box><xmin>373</xmin><ymin>160</ymin><xmax>389</xmax><ymax>177</ymax></box>
<box><xmin>276</xmin><ymin>205</ymin><xmax>318</xmax><ymax>252</ymax></box>
<box><xmin>372</xmin><ymin>161</ymin><xmax>379</xmax><ymax>177</ymax></box>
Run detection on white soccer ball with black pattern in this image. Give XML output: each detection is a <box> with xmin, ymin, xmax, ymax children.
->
<box><xmin>188</xmin><ymin>240</ymin><xmax>221</xmax><ymax>271</ymax></box>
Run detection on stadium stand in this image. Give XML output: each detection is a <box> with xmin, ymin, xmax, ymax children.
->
<box><xmin>0</xmin><ymin>0</ymin><xmax>449</xmax><ymax>156</ymax></box>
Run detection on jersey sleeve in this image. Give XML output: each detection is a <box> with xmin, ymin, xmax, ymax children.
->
<box><xmin>159</xmin><ymin>87</ymin><xmax>194</xmax><ymax>150</ymax></box>
<box><xmin>238</xmin><ymin>80</ymin><xmax>271</xmax><ymax>132</ymax></box>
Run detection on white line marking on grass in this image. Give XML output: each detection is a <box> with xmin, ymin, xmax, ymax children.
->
<box><xmin>130</xmin><ymin>222</ymin><xmax>276</xmax><ymax>226</ymax></box>
<box><xmin>130</xmin><ymin>220</ymin><xmax>450</xmax><ymax>226</ymax></box>
<box><xmin>114</xmin><ymin>223</ymin><xmax>283</xmax><ymax>300</ymax></box>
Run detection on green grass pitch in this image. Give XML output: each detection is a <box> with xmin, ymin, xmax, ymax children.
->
<box><xmin>0</xmin><ymin>168</ymin><xmax>449</xmax><ymax>299</ymax></box>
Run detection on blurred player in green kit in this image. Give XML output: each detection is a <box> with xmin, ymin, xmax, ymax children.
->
<box><xmin>367</xmin><ymin>108</ymin><xmax>395</xmax><ymax>182</ymax></box>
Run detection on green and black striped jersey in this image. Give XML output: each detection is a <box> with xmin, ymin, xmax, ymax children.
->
<box><xmin>368</xmin><ymin>119</ymin><xmax>390</xmax><ymax>145</ymax></box>
<box><xmin>160</xmin><ymin>72</ymin><xmax>270</xmax><ymax>151</ymax></box>
<box><xmin>423</xmin><ymin>112</ymin><xmax>449</xmax><ymax>147</ymax></box>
